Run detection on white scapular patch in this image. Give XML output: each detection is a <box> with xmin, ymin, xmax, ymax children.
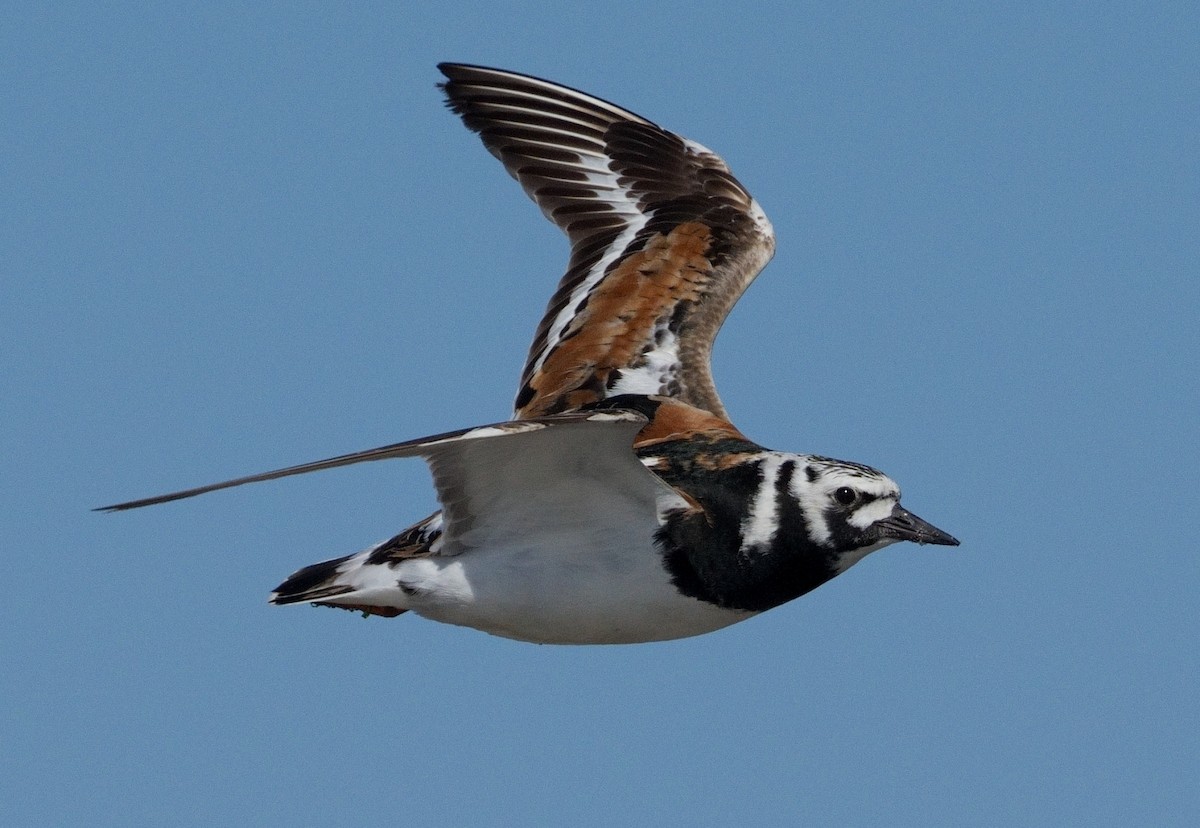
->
<box><xmin>609</xmin><ymin>325</ymin><xmax>680</xmax><ymax>397</ymax></box>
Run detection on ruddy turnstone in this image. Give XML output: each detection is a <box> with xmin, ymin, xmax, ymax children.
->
<box><xmin>100</xmin><ymin>64</ymin><xmax>959</xmax><ymax>644</ymax></box>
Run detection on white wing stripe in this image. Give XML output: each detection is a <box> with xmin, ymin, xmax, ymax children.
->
<box><xmin>528</xmin><ymin>214</ymin><xmax>647</xmax><ymax>377</ymax></box>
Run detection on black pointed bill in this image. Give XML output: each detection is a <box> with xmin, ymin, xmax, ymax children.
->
<box><xmin>877</xmin><ymin>505</ymin><xmax>960</xmax><ymax>546</ymax></box>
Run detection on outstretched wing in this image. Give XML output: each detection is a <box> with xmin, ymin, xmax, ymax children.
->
<box><xmin>439</xmin><ymin>63</ymin><xmax>776</xmax><ymax>420</ymax></box>
<box><xmin>96</xmin><ymin>410</ymin><xmax>652</xmax><ymax>514</ymax></box>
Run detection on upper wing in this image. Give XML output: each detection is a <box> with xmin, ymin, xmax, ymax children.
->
<box><xmin>439</xmin><ymin>63</ymin><xmax>776</xmax><ymax>420</ymax></box>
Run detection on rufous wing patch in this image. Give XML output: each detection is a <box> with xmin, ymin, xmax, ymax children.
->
<box><xmin>517</xmin><ymin>221</ymin><xmax>714</xmax><ymax>417</ymax></box>
<box><xmin>632</xmin><ymin>397</ymin><xmax>747</xmax><ymax>446</ymax></box>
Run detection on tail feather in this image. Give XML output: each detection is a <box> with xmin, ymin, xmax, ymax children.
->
<box><xmin>270</xmin><ymin>555</ymin><xmax>355</xmax><ymax>604</ymax></box>
<box><xmin>270</xmin><ymin>551</ymin><xmax>408</xmax><ymax>618</ymax></box>
<box><xmin>270</xmin><ymin>514</ymin><xmax>443</xmax><ymax>618</ymax></box>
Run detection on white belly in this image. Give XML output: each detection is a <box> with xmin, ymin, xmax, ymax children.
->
<box><xmin>393</xmin><ymin>540</ymin><xmax>751</xmax><ymax>644</ymax></box>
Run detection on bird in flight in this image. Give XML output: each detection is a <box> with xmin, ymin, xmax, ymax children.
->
<box><xmin>100</xmin><ymin>64</ymin><xmax>959</xmax><ymax>644</ymax></box>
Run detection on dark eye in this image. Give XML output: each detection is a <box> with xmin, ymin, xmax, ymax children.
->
<box><xmin>834</xmin><ymin>487</ymin><xmax>858</xmax><ymax>506</ymax></box>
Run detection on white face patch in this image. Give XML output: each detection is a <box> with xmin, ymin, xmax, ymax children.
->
<box><xmin>789</xmin><ymin>457</ymin><xmax>901</xmax><ymax>549</ymax></box>
<box><xmin>848</xmin><ymin>496</ymin><xmax>898</xmax><ymax>530</ymax></box>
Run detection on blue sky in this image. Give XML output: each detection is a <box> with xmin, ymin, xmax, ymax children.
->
<box><xmin>3</xmin><ymin>2</ymin><xmax>1197</xmax><ymax>825</ymax></box>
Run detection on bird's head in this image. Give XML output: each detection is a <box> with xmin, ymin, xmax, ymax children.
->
<box><xmin>795</xmin><ymin>456</ymin><xmax>960</xmax><ymax>572</ymax></box>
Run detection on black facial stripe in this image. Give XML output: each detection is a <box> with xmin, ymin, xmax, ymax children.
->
<box><xmin>656</xmin><ymin>451</ymin><xmax>838</xmax><ymax>612</ymax></box>
<box><xmin>774</xmin><ymin>459</ymin><xmax>797</xmax><ymax>521</ymax></box>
